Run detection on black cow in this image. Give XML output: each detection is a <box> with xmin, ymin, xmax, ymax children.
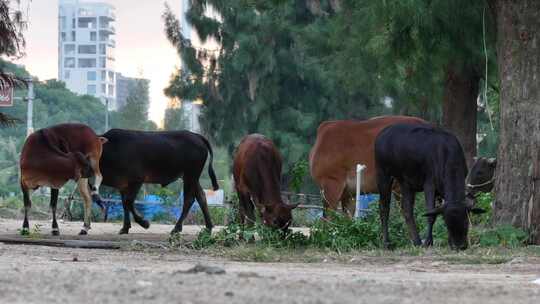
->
<box><xmin>466</xmin><ymin>157</ymin><xmax>496</xmax><ymax>198</ymax></box>
<box><xmin>375</xmin><ymin>123</ymin><xmax>485</xmax><ymax>250</ymax></box>
<box><xmin>97</xmin><ymin>129</ymin><xmax>219</xmax><ymax>234</ymax></box>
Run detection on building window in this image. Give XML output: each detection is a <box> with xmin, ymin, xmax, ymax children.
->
<box><xmin>101</xmin><ymin>70</ymin><xmax>106</xmax><ymax>81</ymax></box>
<box><xmin>87</xmin><ymin>71</ymin><xmax>97</xmax><ymax>81</ymax></box>
<box><xmin>64</xmin><ymin>57</ymin><xmax>75</xmax><ymax>68</ymax></box>
<box><xmin>90</xmin><ymin>31</ymin><xmax>97</xmax><ymax>41</ymax></box>
<box><xmin>78</xmin><ymin>45</ymin><xmax>96</xmax><ymax>54</ymax></box>
<box><xmin>78</xmin><ymin>58</ymin><xmax>96</xmax><ymax>68</ymax></box>
<box><xmin>108</xmin><ymin>85</ymin><xmax>115</xmax><ymax>97</ymax></box>
<box><xmin>108</xmin><ymin>71</ymin><xmax>114</xmax><ymax>82</ymax></box>
<box><xmin>101</xmin><ymin>84</ymin><xmax>106</xmax><ymax>94</ymax></box>
<box><xmin>70</xmin><ymin>31</ymin><xmax>76</xmax><ymax>41</ymax></box>
<box><xmin>87</xmin><ymin>85</ymin><xmax>96</xmax><ymax>95</ymax></box>
<box><xmin>99</xmin><ymin>57</ymin><xmax>106</xmax><ymax>68</ymax></box>
<box><xmin>99</xmin><ymin>44</ymin><xmax>106</xmax><ymax>55</ymax></box>
<box><xmin>72</xmin><ymin>18</ymin><xmax>76</xmax><ymax>29</ymax></box>
<box><xmin>64</xmin><ymin>44</ymin><xmax>75</xmax><ymax>55</ymax></box>
<box><xmin>78</xmin><ymin>17</ymin><xmax>97</xmax><ymax>29</ymax></box>
<box><xmin>60</xmin><ymin>17</ymin><xmax>66</xmax><ymax>30</ymax></box>
<box><xmin>61</xmin><ymin>32</ymin><xmax>66</xmax><ymax>42</ymax></box>
<box><xmin>64</xmin><ymin>70</ymin><xmax>71</xmax><ymax>79</ymax></box>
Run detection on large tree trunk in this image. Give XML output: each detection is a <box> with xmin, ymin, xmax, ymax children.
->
<box><xmin>491</xmin><ymin>0</ymin><xmax>540</xmax><ymax>244</ymax></box>
<box><xmin>442</xmin><ymin>65</ymin><xmax>480</xmax><ymax>168</ymax></box>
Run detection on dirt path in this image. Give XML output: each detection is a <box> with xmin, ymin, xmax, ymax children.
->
<box><xmin>1</xmin><ymin>219</ymin><xmax>539</xmax><ymax>304</ymax></box>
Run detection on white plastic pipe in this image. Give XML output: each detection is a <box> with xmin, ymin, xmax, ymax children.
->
<box><xmin>355</xmin><ymin>164</ymin><xmax>367</xmax><ymax>218</ymax></box>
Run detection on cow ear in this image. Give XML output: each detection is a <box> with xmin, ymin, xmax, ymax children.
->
<box><xmin>423</xmin><ymin>206</ymin><xmax>445</xmax><ymax>217</ymax></box>
<box><xmin>469</xmin><ymin>207</ymin><xmax>487</xmax><ymax>215</ymax></box>
<box><xmin>99</xmin><ymin>137</ymin><xmax>108</xmax><ymax>144</ymax></box>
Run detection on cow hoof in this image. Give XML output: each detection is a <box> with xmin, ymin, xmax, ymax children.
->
<box><xmin>20</xmin><ymin>228</ymin><xmax>29</xmax><ymax>236</ymax></box>
<box><xmin>139</xmin><ymin>220</ymin><xmax>150</xmax><ymax>229</ymax></box>
<box><xmin>51</xmin><ymin>230</ymin><xmax>60</xmax><ymax>236</ymax></box>
<box><xmin>119</xmin><ymin>228</ymin><xmax>130</xmax><ymax>235</ymax></box>
<box><xmin>423</xmin><ymin>240</ymin><xmax>433</xmax><ymax>247</ymax></box>
<box><xmin>78</xmin><ymin>229</ymin><xmax>88</xmax><ymax>235</ymax></box>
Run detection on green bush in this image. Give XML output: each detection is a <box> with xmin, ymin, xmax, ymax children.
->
<box><xmin>477</xmin><ymin>225</ymin><xmax>528</xmax><ymax>248</ymax></box>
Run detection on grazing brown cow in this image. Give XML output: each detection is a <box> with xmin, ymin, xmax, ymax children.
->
<box><xmin>19</xmin><ymin>123</ymin><xmax>108</xmax><ymax>235</ymax></box>
<box><xmin>309</xmin><ymin>116</ymin><xmax>427</xmax><ymax>217</ymax></box>
<box><xmin>233</xmin><ymin>134</ymin><xmax>299</xmax><ymax>231</ymax></box>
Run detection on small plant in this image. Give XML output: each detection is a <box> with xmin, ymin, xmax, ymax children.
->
<box><xmin>477</xmin><ymin>225</ymin><xmax>528</xmax><ymax>248</ymax></box>
<box><xmin>192</xmin><ymin>228</ymin><xmax>215</xmax><ymax>249</ymax></box>
<box><xmin>19</xmin><ymin>223</ymin><xmax>42</xmax><ymax>238</ymax></box>
<box><xmin>289</xmin><ymin>159</ymin><xmax>308</xmax><ymax>193</ymax></box>
<box><xmin>168</xmin><ymin>232</ymin><xmax>184</xmax><ymax>248</ymax></box>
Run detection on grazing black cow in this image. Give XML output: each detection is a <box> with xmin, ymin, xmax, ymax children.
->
<box><xmin>466</xmin><ymin>157</ymin><xmax>496</xmax><ymax>198</ymax></box>
<box><xmin>375</xmin><ymin>123</ymin><xmax>485</xmax><ymax>250</ymax></box>
<box><xmin>97</xmin><ymin>129</ymin><xmax>219</xmax><ymax>234</ymax></box>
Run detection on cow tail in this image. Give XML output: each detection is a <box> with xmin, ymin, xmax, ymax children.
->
<box><xmin>199</xmin><ymin>134</ymin><xmax>219</xmax><ymax>190</ymax></box>
<box><xmin>39</xmin><ymin>129</ymin><xmax>70</xmax><ymax>157</ymax></box>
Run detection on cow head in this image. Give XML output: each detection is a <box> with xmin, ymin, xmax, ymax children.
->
<box><xmin>466</xmin><ymin>157</ymin><xmax>496</xmax><ymax>198</ymax></box>
<box><xmin>424</xmin><ymin>202</ymin><xmax>486</xmax><ymax>250</ymax></box>
<box><xmin>261</xmin><ymin>202</ymin><xmax>299</xmax><ymax>231</ymax></box>
<box><xmin>71</xmin><ymin>152</ymin><xmax>94</xmax><ymax>179</ymax></box>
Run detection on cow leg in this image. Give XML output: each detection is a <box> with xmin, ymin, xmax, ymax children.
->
<box><xmin>400</xmin><ymin>185</ymin><xmax>422</xmax><ymax>246</ymax></box>
<box><xmin>77</xmin><ymin>178</ymin><xmax>93</xmax><ymax>235</ymax></box>
<box><xmin>119</xmin><ymin>195</ymin><xmax>131</xmax><ymax>234</ymax></box>
<box><xmin>377</xmin><ymin>174</ymin><xmax>393</xmax><ymax>249</ymax></box>
<box><xmin>21</xmin><ymin>183</ymin><xmax>32</xmax><ymax>235</ymax></box>
<box><xmin>238</xmin><ymin>192</ymin><xmax>255</xmax><ymax>241</ymax></box>
<box><xmin>50</xmin><ymin>188</ymin><xmax>60</xmax><ymax>236</ymax></box>
<box><xmin>171</xmin><ymin>181</ymin><xmax>197</xmax><ymax>234</ymax></box>
<box><xmin>122</xmin><ymin>183</ymin><xmax>150</xmax><ymax>233</ymax></box>
<box><xmin>320</xmin><ymin>178</ymin><xmax>346</xmax><ymax>219</ymax></box>
<box><xmin>194</xmin><ymin>183</ymin><xmax>214</xmax><ymax>232</ymax></box>
<box><xmin>423</xmin><ymin>182</ymin><xmax>437</xmax><ymax>247</ymax></box>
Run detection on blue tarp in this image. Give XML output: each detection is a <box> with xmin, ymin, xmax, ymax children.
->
<box><xmin>102</xmin><ymin>193</ymin><xmax>201</xmax><ymax>221</ymax></box>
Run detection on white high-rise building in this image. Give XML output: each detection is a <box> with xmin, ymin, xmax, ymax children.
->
<box><xmin>58</xmin><ymin>0</ymin><xmax>117</xmax><ymax>110</ymax></box>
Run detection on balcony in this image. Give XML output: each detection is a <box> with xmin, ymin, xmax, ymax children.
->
<box><xmin>99</xmin><ymin>24</ymin><xmax>115</xmax><ymax>34</ymax></box>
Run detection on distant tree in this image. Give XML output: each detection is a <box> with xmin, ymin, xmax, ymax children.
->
<box><xmin>163</xmin><ymin>100</ymin><xmax>189</xmax><ymax>131</ymax></box>
<box><xmin>0</xmin><ymin>0</ymin><xmax>28</xmax><ymax>126</ymax></box>
<box><xmin>163</xmin><ymin>1</ymin><xmax>385</xmax><ymax>173</ymax></box>
<box><xmin>115</xmin><ymin>79</ymin><xmax>153</xmax><ymax>131</ymax></box>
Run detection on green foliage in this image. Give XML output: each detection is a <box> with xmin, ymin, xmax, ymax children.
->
<box><xmin>163</xmin><ymin>1</ymin><xmax>387</xmax><ymax>174</ymax></box>
<box><xmin>181</xmin><ymin>192</ymin><xmax>527</xmax><ymax>252</ymax></box>
<box><xmin>163</xmin><ymin>105</ymin><xmax>190</xmax><ymax>131</ymax></box>
<box><xmin>310</xmin><ymin>213</ymin><xmax>379</xmax><ymax>251</ymax></box>
<box><xmin>112</xmin><ymin>79</ymin><xmax>155</xmax><ymax>131</ymax></box>
<box><xmin>477</xmin><ymin>225</ymin><xmax>528</xmax><ymax>248</ymax></box>
<box><xmin>289</xmin><ymin>159</ymin><xmax>309</xmax><ymax>193</ymax></box>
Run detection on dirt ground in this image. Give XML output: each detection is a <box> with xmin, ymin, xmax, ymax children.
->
<box><xmin>1</xmin><ymin>218</ymin><xmax>539</xmax><ymax>304</ymax></box>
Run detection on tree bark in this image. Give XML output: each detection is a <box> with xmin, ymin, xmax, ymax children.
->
<box><xmin>491</xmin><ymin>0</ymin><xmax>540</xmax><ymax>244</ymax></box>
<box><xmin>442</xmin><ymin>65</ymin><xmax>480</xmax><ymax>168</ymax></box>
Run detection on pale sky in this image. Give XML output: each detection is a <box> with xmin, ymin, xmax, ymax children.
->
<box><xmin>15</xmin><ymin>0</ymin><xmax>182</xmax><ymax>124</ymax></box>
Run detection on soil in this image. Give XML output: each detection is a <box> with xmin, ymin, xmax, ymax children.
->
<box><xmin>0</xmin><ymin>218</ymin><xmax>539</xmax><ymax>304</ymax></box>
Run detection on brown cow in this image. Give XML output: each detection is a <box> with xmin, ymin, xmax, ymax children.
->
<box><xmin>233</xmin><ymin>134</ymin><xmax>299</xmax><ymax>231</ymax></box>
<box><xmin>19</xmin><ymin>123</ymin><xmax>108</xmax><ymax>235</ymax></box>
<box><xmin>309</xmin><ymin>116</ymin><xmax>427</xmax><ymax>217</ymax></box>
